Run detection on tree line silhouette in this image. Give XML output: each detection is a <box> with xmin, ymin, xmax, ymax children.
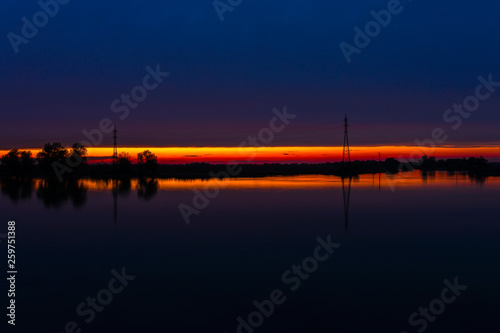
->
<box><xmin>1</xmin><ymin>142</ymin><xmax>498</xmax><ymax>179</ymax></box>
<box><xmin>0</xmin><ymin>142</ymin><xmax>159</xmax><ymax>178</ymax></box>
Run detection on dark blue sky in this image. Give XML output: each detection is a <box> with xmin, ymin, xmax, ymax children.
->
<box><xmin>1</xmin><ymin>0</ymin><xmax>499</xmax><ymax>148</ymax></box>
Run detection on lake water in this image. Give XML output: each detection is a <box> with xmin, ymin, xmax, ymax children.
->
<box><xmin>1</xmin><ymin>171</ymin><xmax>499</xmax><ymax>332</ymax></box>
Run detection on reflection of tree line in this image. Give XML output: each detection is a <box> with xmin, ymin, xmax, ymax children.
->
<box><xmin>97</xmin><ymin>178</ymin><xmax>159</xmax><ymax>201</ymax></box>
<box><xmin>421</xmin><ymin>170</ymin><xmax>486</xmax><ymax>185</ymax></box>
<box><xmin>0</xmin><ymin>178</ymin><xmax>159</xmax><ymax>209</ymax></box>
<box><xmin>1</xmin><ymin>171</ymin><xmax>488</xmax><ymax>228</ymax></box>
<box><xmin>340</xmin><ymin>170</ymin><xmax>487</xmax><ymax>232</ymax></box>
<box><xmin>0</xmin><ymin>178</ymin><xmax>87</xmax><ymax>208</ymax></box>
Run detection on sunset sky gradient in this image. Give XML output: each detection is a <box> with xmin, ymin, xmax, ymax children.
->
<box><xmin>1</xmin><ymin>0</ymin><xmax>499</xmax><ymax>160</ymax></box>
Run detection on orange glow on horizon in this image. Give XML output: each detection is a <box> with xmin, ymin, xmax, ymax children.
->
<box><xmin>1</xmin><ymin>146</ymin><xmax>499</xmax><ymax>163</ymax></box>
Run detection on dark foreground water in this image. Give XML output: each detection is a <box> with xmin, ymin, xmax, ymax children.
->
<box><xmin>1</xmin><ymin>171</ymin><xmax>499</xmax><ymax>332</ymax></box>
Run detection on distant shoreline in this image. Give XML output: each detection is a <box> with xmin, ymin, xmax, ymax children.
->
<box><xmin>1</xmin><ymin>159</ymin><xmax>499</xmax><ymax>180</ymax></box>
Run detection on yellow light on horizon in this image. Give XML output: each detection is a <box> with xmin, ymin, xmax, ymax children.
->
<box><xmin>1</xmin><ymin>145</ymin><xmax>499</xmax><ymax>163</ymax></box>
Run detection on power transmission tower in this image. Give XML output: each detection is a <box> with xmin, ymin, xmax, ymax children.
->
<box><xmin>113</xmin><ymin>125</ymin><xmax>117</xmax><ymax>163</ymax></box>
<box><xmin>342</xmin><ymin>114</ymin><xmax>350</xmax><ymax>163</ymax></box>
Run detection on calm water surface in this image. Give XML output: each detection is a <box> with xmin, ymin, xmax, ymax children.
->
<box><xmin>1</xmin><ymin>171</ymin><xmax>499</xmax><ymax>332</ymax></box>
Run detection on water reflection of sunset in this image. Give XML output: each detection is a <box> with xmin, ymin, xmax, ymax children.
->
<box><xmin>50</xmin><ymin>172</ymin><xmax>500</xmax><ymax>192</ymax></box>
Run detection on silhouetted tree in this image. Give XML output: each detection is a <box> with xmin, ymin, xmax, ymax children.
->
<box><xmin>137</xmin><ymin>150</ymin><xmax>158</xmax><ymax>173</ymax></box>
<box><xmin>71</xmin><ymin>143</ymin><xmax>88</xmax><ymax>164</ymax></box>
<box><xmin>1</xmin><ymin>149</ymin><xmax>22</xmax><ymax>175</ymax></box>
<box><xmin>36</xmin><ymin>143</ymin><xmax>69</xmax><ymax>174</ymax></box>
<box><xmin>20</xmin><ymin>151</ymin><xmax>35</xmax><ymax>174</ymax></box>
<box><xmin>117</xmin><ymin>152</ymin><xmax>132</xmax><ymax>173</ymax></box>
<box><xmin>1</xmin><ymin>149</ymin><xmax>35</xmax><ymax>176</ymax></box>
<box><xmin>468</xmin><ymin>156</ymin><xmax>488</xmax><ymax>171</ymax></box>
<box><xmin>66</xmin><ymin>143</ymin><xmax>88</xmax><ymax>177</ymax></box>
<box><xmin>384</xmin><ymin>158</ymin><xmax>400</xmax><ymax>174</ymax></box>
<box><xmin>420</xmin><ymin>155</ymin><xmax>437</xmax><ymax>170</ymax></box>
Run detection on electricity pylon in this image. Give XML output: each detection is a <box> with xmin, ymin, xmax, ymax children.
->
<box><xmin>342</xmin><ymin>114</ymin><xmax>350</xmax><ymax>163</ymax></box>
